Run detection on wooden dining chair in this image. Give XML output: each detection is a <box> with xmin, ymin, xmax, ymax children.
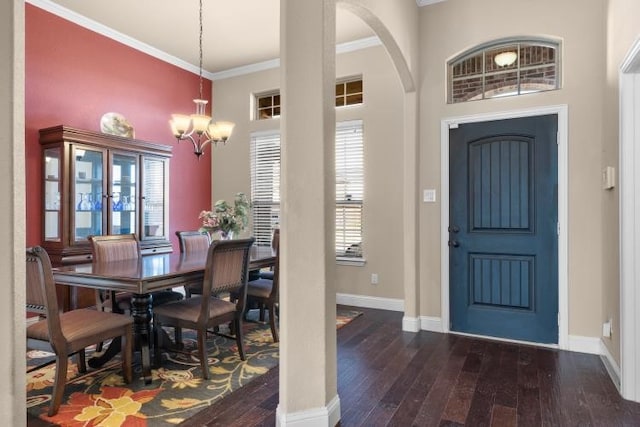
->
<box><xmin>246</xmin><ymin>229</ymin><xmax>280</xmax><ymax>342</ymax></box>
<box><xmin>88</xmin><ymin>234</ymin><xmax>183</xmax><ymax>313</ymax></box>
<box><xmin>152</xmin><ymin>237</ymin><xmax>255</xmax><ymax>379</ymax></box>
<box><xmin>88</xmin><ymin>234</ymin><xmax>140</xmax><ymax>315</ymax></box>
<box><xmin>258</xmin><ymin>228</ymin><xmax>279</xmax><ymax>281</ymax></box>
<box><xmin>175</xmin><ymin>230</ymin><xmax>212</xmax><ymax>298</ymax></box>
<box><xmin>26</xmin><ymin>246</ymin><xmax>133</xmax><ymax>416</ymax></box>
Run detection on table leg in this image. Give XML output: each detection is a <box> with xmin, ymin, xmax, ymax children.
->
<box><xmin>87</xmin><ymin>337</ymin><xmax>121</xmax><ymax>369</ymax></box>
<box><xmin>131</xmin><ymin>293</ymin><xmax>153</xmax><ymax>384</ymax></box>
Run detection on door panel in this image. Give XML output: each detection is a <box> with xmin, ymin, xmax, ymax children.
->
<box><xmin>450</xmin><ymin>115</ymin><xmax>558</xmax><ymax>343</ymax></box>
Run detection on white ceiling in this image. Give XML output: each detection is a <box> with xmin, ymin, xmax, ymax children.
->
<box><xmin>41</xmin><ymin>0</ymin><xmax>376</xmax><ymax>75</ymax></box>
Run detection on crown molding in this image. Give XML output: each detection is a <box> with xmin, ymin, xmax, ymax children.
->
<box><xmin>336</xmin><ymin>36</ymin><xmax>381</xmax><ymax>54</ymax></box>
<box><xmin>26</xmin><ymin>0</ymin><xmax>215</xmax><ymax>80</ymax></box>
<box><xmin>28</xmin><ymin>0</ymin><xmax>381</xmax><ymax>82</ymax></box>
<box><xmin>210</xmin><ymin>58</ymin><xmax>281</xmax><ymax>81</ymax></box>
<box><xmin>211</xmin><ymin>36</ymin><xmax>381</xmax><ymax>81</ymax></box>
<box><xmin>416</xmin><ymin>0</ymin><xmax>448</xmax><ymax>6</ymax></box>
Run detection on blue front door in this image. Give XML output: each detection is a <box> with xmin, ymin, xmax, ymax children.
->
<box><xmin>449</xmin><ymin>115</ymin><xmax>558</xmax><ymax>343</ymax></box>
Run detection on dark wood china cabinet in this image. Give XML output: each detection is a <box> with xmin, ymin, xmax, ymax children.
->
<box><xmin>40</xmin><ymin>125</ymin><xmax>173</xmax><ymax>267</ymax></box>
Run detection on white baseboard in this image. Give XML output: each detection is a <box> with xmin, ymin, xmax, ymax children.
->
<box><xmin>336</xmin><ymin>293</ymin><xmax>404</xmax><ymax>312</ymax></box>
<box><xmin>404</xmin><ymin>316</ymin><xmax>443</xmax><ymax>333</ymax></box>
<box><xmin>420</xmin><ymin>316</ymin><xmax>443</xmax><ymax>333</ymax></box>
<box><xmin>402</xmin><ymin>316</ymin><xmax>420</xmax><ymax>332</ymax></box>
<box><xmin>568</xmin><ymin>335</ymin><xmax>602</xmax><ymax>355</ymax></box>
<box><xmin>276</xmin><ymin>395</ymin><xmax>341</xmax><ymax>427</ymax></box>
<box><xmin>600</xmin><ymin>339</ymin><xmax>621</xmax><ymax>392</ymax></box>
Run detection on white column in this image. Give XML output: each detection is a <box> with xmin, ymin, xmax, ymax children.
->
<box><xmin>402</xmin><ymin>91</ymin><xmax>420</xmax><ymax>332</ymax></box>
<box><xmin>0</xmin><ymin>0</ymin><xmax>26</xmax><ymax>424</ymax></box>
<box><xmin>278</xmin><ymin>0</ymin><xmax>339</xmax><ymax>426</ymax></box>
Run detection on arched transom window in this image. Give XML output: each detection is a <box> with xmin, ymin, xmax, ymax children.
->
<box><xmin>448</xmin><ymin>38</ymin><xmax>561</xmax><ymax>103</ymax></box>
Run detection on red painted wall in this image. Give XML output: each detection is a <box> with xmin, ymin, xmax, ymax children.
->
<box><xmin>26</xmin><ymin>4</ymin><xmax>215</xmax><ymax>251</ymax></box>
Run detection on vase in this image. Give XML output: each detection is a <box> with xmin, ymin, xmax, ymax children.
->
<box><xmin>219</xmin><ymin>230</ymin><xmax>234</xmax><ymax>240</ymax></box>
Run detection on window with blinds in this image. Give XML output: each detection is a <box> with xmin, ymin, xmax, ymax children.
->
<box><xmin>335</xmin><ymin>120</ymin><xmax>364</xmax><ymax>258</ymax></box>
<box><xmin>249</xmin><ymin>120</ymin><xmax>364</xmax><ymax>260</ymax></box>
<box><xmin>250</xmin><ymin>131</ymin><xmax>281</xmax><ymax>247</ymax></box>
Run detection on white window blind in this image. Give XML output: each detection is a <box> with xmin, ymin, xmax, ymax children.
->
<box><xmin>250</xmin><ymin>131</ymin><xmax>281</xmax><ymax>247</ymax></box>
<box><xmin>249</xmin><ymin>120</ymin><xmax>364</xmax><ymax>259</ymax></box>
<box><xmin>335</xmin><ymin>120</ymin><xmax>363</xmax><ymax>258</ymax></box>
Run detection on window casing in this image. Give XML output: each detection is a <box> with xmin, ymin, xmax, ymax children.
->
<box><xmin>336</xmin><ymin>77</ymin><xmax>363</xmax><ymax>107</ymax></box>
<box><xmin>255</xmin><ymin>92</ymin><xmax>280</xmax><ymax>120</ymax></box>
<box><xmin>249</xmin><ymin>121</ymin><xmax>364</xmax><ymax>261</ymax></box>
<box><xmin>448</xmin><ymin>38</ymin><xmax>561</xmax><ymax>103</ymax></box>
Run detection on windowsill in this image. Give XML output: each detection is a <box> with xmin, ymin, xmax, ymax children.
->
<box><xmin>336</xmin><ymin>257</ymin><xmax>366</xmax><ymax>267</ymax></box>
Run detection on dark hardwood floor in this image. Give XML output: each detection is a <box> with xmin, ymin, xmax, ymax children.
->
<box><xmin>183</xmin><ymin>306</ymin><xmax>640</xmax><ymax>427</ymax></box>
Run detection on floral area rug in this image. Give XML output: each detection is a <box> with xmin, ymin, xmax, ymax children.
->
<box><xmin>27</xmin><ymin>308</ymin><xmax>362</xmax><ymax>426</ymax></box>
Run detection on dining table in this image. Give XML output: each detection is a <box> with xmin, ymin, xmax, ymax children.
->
<box><xmin>52</xmin><ymin>245</ymin><xmax>275</xmax><ymax>384</ymax></box>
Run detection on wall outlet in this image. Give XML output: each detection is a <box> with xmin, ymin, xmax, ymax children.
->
<box><xmin>371</xmin><ymin>273</ymin><xmax>379</xmax><ymax>285</ymax></box>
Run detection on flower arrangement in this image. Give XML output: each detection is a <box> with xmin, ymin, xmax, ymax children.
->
<box><xmin>199</xmin><ymin>192</ymin><xmax>250</xmax><ymax>239</ymax></box>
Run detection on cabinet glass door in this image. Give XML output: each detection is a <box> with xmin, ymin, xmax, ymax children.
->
<box><xmin>142</xmin><ymin>157</ymin><xmax>167</xmax><ymax>239</ymax></box>
<box><xmin>111</xmin><ymin>153</ymin><xmax>138</xmax><ymax>235</ymax></box>
<box><xmin>74</xmin><ymin>146</ymin><xmax>104</xmax><ymax>242</ymax></box>
<box><xmin>44</xmin><ymin>147</ymin><xmax>61</xmax><ymax>241</ymax></box>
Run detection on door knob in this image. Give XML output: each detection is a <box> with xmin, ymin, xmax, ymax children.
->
<box><xmin>448</xmin><ymin>225</ymin><xmax>460</xmax><ymax>233</ymax></box>
<box><xmin>448</xmin><ymin>240</ymin><xmax>460</xmax><ymax>248</ymax></box>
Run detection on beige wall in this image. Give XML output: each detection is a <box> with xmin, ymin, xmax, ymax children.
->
<box><xmin>1</xmin><ymin>0</ymin><xmax>26</xmax><ymax>423</ymax></box>
<box><xmin>213</xmin><ymin>0</ymin><xmax>622</xmax><ymax>341</ymax></box>
<box><xmin>212</xmin><ymin>44</ymin><xmax>406</xmax><ymax>301</ymax></box>
<box><xmin>338</xmin><ymin>0</ymin><xmax>419</xmax><ymax>90</ymax></box>
<box><xmin>602</xmin><ymin>0</ymin><xmax>640</xmax><ymax>363</ymax></box>
<box><xmin>419</xmin><ymin>0</ymin><xmax>607</xmax><ymax>337</ymax></box>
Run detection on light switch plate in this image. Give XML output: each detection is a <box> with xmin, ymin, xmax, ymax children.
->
<box><xmin>423</xmin><ymin>189</ymin><xmax>436</xmax><ymax>202</ymax></box>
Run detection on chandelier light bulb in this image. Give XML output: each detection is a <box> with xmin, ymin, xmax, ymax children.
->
<box><xmin>494</xmin><ymin>51</ymin><xmax>518</xmax><ymax>67</ymax></box>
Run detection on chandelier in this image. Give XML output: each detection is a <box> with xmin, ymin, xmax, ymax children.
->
<box><xmin>169</xmin><ymin>0</ymin><xmax>235</xmax><ymax>159</ymax></box>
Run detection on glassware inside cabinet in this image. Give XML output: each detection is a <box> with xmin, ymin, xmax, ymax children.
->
<box><xmin>74</xmin><ymin>147</ymin><xmax>103</xmax><ymax>241</ymax></box>
<box><xmin>111</xmin><ymin>153</ymin><xmax>138</xmax><ymax>235</ymax></box>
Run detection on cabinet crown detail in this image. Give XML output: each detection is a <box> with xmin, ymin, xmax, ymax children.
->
<box><xmin>39</xmin><ymin>125</ymin><xmax>173</xmax><ymax>157</ymax></box>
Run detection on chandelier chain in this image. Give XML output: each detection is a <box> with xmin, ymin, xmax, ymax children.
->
<box><xmin>198</xmin><ymin>0</ymin><xmax>203</xmax><ymax>101</ymax></box>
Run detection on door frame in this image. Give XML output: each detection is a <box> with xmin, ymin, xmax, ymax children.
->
<box><xmin>619</xmin><ymin>37</ymin><xmax>640</xmax><ymax>402</ymax></box>
<box><xmin>440</xmin><ymin>105</ymin><xmax>569</xmax><ymax>349</ymax></box>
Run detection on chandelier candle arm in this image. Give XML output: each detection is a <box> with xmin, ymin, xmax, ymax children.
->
<box><xmin>168</xmin><ymin>0</ymin><xmax>235</xmax><ymax>159</ymax></box>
